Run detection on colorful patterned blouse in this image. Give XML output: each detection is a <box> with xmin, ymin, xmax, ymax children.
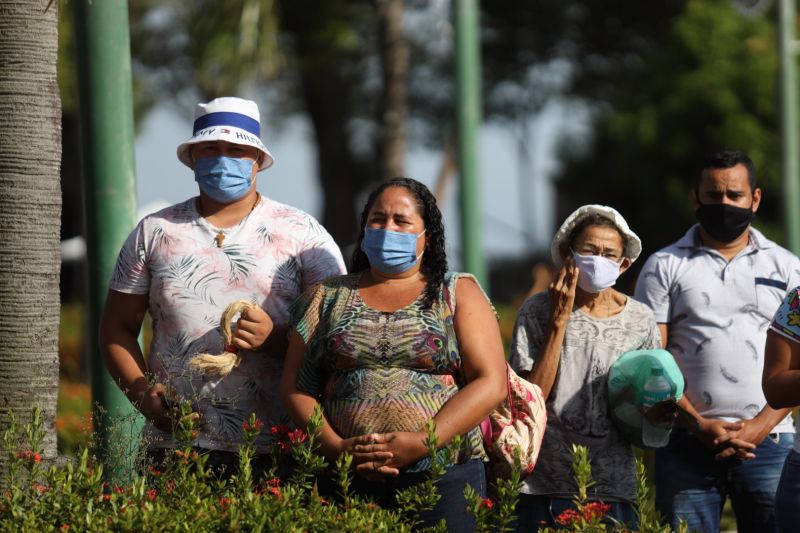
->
<box><xmin>770</xmin><ymin>286</ymin><xmax>800</xmax><ymax>344</ymax></box>
<box><xmin>769</xmin><ymin>286</ymin><xmax>800</xmax><ymax>453</ymax></box>
<box><xmin>110</xmin><ymin>196</ymin><xmax>345</xmax><ymax>453</ymax></box>
<box><xmin>289</xmin><ymin>272</ymin><xmax>486</xmax><ymax>471</ymax></box>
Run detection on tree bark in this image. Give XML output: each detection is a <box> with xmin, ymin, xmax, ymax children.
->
<box><xmin>376</xmin><ymin>0</ymin><xmax>408</xmax><ymax>181</ymax></box>
<box><xmin>299</xmin><ymin>63</ymin><xmax>361</xmax><ymax>249</ymax></box>
<box><xmin>0</xmin><ymin>0</ymin><xmax>62</xmax><ymax>468</ymax></box>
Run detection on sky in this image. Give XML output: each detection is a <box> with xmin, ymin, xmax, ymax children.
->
<box><xmin>132</xmin><ymin>102</ymin><xmax>577</xmax><ymax>266</ymax></box>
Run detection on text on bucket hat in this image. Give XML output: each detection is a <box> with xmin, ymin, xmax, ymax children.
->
<box><xmin>550</xmin><ymin>204</ymin><xmax>642</xmax><ymax>268</ymax></box>
<box><xmin>176</xmin><ymin>97</ymin><xmax>275</xmax><ymax>171</ymax></box>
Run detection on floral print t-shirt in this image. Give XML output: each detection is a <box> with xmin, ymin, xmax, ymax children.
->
<box><xmin>289</xmin><ymin>272</ymin><xmax>486</xmax><ymax>471</ymax></box>
<box><xmin>109</xmin><ymin>196</ymin><xmax>345</xmax><ymax>453</ymax></box>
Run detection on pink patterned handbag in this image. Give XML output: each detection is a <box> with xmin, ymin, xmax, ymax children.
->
<box><xmin>479</xmin><ymin>363</ymin><xmax>547</xmax><ymax>479</ymax></box>
<box><xmin>441</xmin><ymin>272</ymin><xmax>546</xmax><ymax>480</ymax></box>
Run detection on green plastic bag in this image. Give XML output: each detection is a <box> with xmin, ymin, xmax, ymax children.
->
<box><xmin>607</xmin><ymin>348</ymin><xmax>685</xmax><ymax>449</ymax></box>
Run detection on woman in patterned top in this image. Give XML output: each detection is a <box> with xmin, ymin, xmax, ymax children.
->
<box><xmin>280</xmin><ymin>177</ymin><xmax>506</xmax><ymax>531</ymax></box>
<box><xmin>763</xmin><ymin>286</ymin><xmax>800</xmax><ymax>532</ymax></box>
<box><xmin>509</xmin><ymin>205</ymin><xmax>662</xmax><ymax>531</ymax></box>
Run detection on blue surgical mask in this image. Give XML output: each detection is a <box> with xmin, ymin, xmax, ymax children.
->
<box><xmin>194</xmin><ymin>156</ymin><xmax>254</xmax><ymax>203</ymax></box>
<box><xmin>361</xmin><ymin>227</ymin><xmax>426</xmax><ymax>274</ymax></box>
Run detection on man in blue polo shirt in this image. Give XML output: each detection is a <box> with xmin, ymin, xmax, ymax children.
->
<box><xmin>635</xmin><ymin>149</ymin><xmax>800</xmax><ymax>533</ymax></box>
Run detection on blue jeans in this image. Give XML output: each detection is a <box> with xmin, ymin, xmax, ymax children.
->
<box><xmin>323</xmin><ymin>458</ymin><xmax>485</xmax><ymax>532</ymax></box>
<box><xmin>775</xmin><ymin>448</ymin><xmax>800</xmax><ymax>533</ymax></box>
<box><xmin>655</xmin><ymin>428</ymin><xmax>792</xmax><ymax>533</ymax></box>
<box><xmin>513</xmin><ymin>494</ymin><xmax>637</xmax><ymax>532</ymax></box>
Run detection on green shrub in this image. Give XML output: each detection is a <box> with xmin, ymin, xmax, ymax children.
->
<box><xmin>0</xmin><ymin>406</ymin><xmax>522</xmax><ymax>532</ymax></box>
<box><xmin>2</xmin><ymin>405</ymin><xmax>692</xmax><ymax>532</ymax></box>
<box><xmin>534</xmin><ymin>444</ymin><xmax>688</xmax><ymax>533</ymax></box>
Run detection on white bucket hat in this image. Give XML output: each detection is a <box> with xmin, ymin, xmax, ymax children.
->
<box><xmin>550</xmin><ymin>204</ymin><xmax>642</xmax><ymax>267</ymax></box>
<box><xmin>176</xmin><ymin>97</ymin><xmax>275</xmax><ymax>171</ymax></box>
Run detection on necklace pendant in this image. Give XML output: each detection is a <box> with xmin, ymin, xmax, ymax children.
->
<box><xmin>215</xmin><ymin>231</ymin><xmax>225</xmax><ymax>247</ymax></box>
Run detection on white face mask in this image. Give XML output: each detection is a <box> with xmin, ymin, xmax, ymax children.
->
<box><xmin>572</xmin><ymin>251</ymin><xmax>622</xmax><ymax>293</ymax></box>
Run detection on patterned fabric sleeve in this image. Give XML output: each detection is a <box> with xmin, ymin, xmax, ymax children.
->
<box><xmin>108</xmin><ymin>220</ymin><xmax>150</xmax><ymax>295</ymax></box>
<box><xmin>288</xmin><ymin>282</ymin><xmax>331</xmax><ymax>397</ymax></box>
<box><xmin>769</xmin><ymin>286</ymin><xmax>800</xmax><ymax>345</ymax></box>
<box><xmin>297</xmin><ymin>217</ymin><xmax>347</xmax><ymax>290</ymax></box>
<box><xmin>634</xmin><ymin>254</ymin><xmax>672</xmax><ymax>324</ymax></box>
<box><xmin>509</xmin><ymin>294</ymin><xmax>547</xmax><ymax>374</ymax></box>
<box><xmin>641</xmin><ymin>311</ymin><xmax>663</xmax><ymax>350</ymax></box>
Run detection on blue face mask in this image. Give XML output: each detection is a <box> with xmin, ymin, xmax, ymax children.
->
<box><xmin>360</xmin><ymin>227</ymin><xmax>426</xmax><ymax>274</ymax></box>
<box><xmin>194</xmin><ymin>156</ymin><xmax>254</xmax><ymax>203</ymax></box>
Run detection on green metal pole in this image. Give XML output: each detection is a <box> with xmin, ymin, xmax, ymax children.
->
<box><xmin>454</xmin><ymin>0</ymin><xmax>487</xmax><ymax>287</ymax></box>
<box><xmin>779</xmin><ymin>0</ymin><xmax>800</xmax><ymax>254</ymax></box>
<box><xmin>72</xmin><ymin>0</ymin><xmax>143</xmax><ymax>481</ymax></box>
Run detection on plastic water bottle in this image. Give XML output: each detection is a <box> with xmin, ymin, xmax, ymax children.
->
<box><xmin>641</xmin><ymin>366</ymin><xmax>672</xmax><ymax>448</ymax></box>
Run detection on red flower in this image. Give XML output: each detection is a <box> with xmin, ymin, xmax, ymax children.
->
<box><xmin>555</xmin><ymin>508</ymin><xmax>582</xmax><ymax>527</ymax></box>
<box><xmin>59</xmin><ymin>525</ymin><xmax>70</xmax><ymax>531</ymax></box>
<box><xmin>243</xmin><ymin>419</ymin><xmax>265</xmax><ymax>432</ymax></box>
<box><xmin>288</xmin><ymin>428</ymin><xmax>308</xmax><ymax>444</ymax></box>
<box><xmin>582</xmin><ymin>501</ymin><xmax>612</xmax><ymax>522</ymax></box>
<box><xmin>145</xmin><ymin>489</ymin><xmax>158</xmax><ymax>502</ymax></box>
<box><xmin>112</xmin><ymin>485</ymin><xmax>125</xmax><ymax>494</ymax></box>
<box><xmin>219</xmin><ymin>496</ymin><xmax>232</xmax><ymax>509</ymax></box>
<box><xmin>479</xmin><ymin>498</ymin><xmax>494</xmax><ymax>510</ymax></box>
<box><xmin>271</xmin><ymin>425</ymin><xmax>291</xmax><ymax>437</ymax></box>
<box><xmin>32</xmin><ymin>483</ymin><xmax>49</xmax><ymax>494</ymax></box>
<box><xmin>15</xmin><ymin>450</ymin><xmax>41</xmax><ymax>464</ymax></box>
<box><xmin>147</xmin><ymin>466</ymin><xmax>162</xmax><ymax>477</ymax></box>
<box><xmin>266</xmin><ymin>477</ymin><xmax>281</xmax><ymax>488</ymax></box>
<box><xmin>268</xmin><ymin>486</ymin><xmax>282</xmax><ymax>498</ymax></box>
<box><xmin>319</xmin><ymin>497</ymin><xmax>330</xmax><ymax>506</ymax></box>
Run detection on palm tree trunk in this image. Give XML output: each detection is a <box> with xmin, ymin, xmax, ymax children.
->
<box><xmin>377</xmin><ymin>0</ymin><xmax>408</xmax><ymax>181</ymax></box>
<box><xmin>0</xmin><ymin>0</ymin><xmax>62</xmax><ymax>469</ymax></box>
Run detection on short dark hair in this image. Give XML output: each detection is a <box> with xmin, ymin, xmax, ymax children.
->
<box><xmin>350</xmin><ymin>177</ymin><xmax>447</xmax><ymax>309</ymax></box>
<box><xmin>696</xmin><ymin>149</ymin><xmax>756</xmax><ymax>192</ymax></box>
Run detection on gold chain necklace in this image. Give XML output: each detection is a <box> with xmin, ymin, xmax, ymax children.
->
<box><xmin>199</xmin><ymin>193</ymin><xmax>260</xmax><ymax>248</ymax></box>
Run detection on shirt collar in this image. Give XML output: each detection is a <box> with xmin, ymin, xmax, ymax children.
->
<box><xmin>676</xmin><ymin>223</ymin><xmax>773</xmax><ymax>252</ymax></box>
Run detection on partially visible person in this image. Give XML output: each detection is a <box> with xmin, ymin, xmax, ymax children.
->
<box><xmin>763</xmin><ymin>286</ymin><xmax>800</xmax><ymax>533</ymax></box>
<box><xmin>281</xmin><ymin>177</ymin><xmax>506</xmax><ymax>532</ymax></box>
<box><xmin>100</xmin><ymin>97</ymin><xmax>345</xmax><ymax>480</ymax></box>
<box><xmin>510</xmin><ymin>205</ymin><xmax>661</xmax><ymax>531</ymax></box>
<box><xmin>636</xmin><ymin>149</ymin><xmax>799</xmax><ymax>533</ymax></box>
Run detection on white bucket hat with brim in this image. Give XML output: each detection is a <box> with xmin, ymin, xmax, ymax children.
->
<box><xmin>176</xmin><ymin>96</ymin><xmax>275</xmax><ymax>171</ymax></box>
<box><xmin>550</xmin><ymin>204</ymin><xmax>642</xmax><ymax>268</ymax></box>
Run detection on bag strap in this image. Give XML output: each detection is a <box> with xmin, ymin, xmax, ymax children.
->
<box><xmin>441</xmin><ymin>271</ymin><xmax>459</xmax><ymax>315</ymax></box>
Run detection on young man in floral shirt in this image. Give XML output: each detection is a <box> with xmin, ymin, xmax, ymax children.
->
<box><xmin>100</xmin><ymin>97</ymin><xmax>345</xmax><ymax>478</ymax></box>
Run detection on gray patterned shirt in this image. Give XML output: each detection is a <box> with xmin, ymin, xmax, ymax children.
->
<box><xmin>634</xmin><ymin>224</ymin><xmax>799</xmax><ymax>432</ymax></box>
<box><xmin>510</xmin><ymin>292</ymin><xmax>661</xmax><ymax>502</ymax></box>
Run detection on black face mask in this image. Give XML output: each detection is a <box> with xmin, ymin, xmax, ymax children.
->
<box><xmin>694</xmin><ymin>200</ymin><xmax>754</xmax><ymax>243</ymax></box>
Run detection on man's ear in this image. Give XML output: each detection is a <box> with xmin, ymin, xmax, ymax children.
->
<box><xmin>690</xmin><ymin>188</ymin><xmax>699</xmax><ymax>210</ymax></box>
<box><xmin>619</xmin><ymin>257</ymin><xmax>632</xmax><ymax>274</ymax></box>
<box><xmin>752</xmin><ymin>187</ymin><xmax>762</xmax><ymax>213</ymax></box>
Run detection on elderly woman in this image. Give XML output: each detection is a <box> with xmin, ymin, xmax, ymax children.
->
<box><xmin>509</xmin><ymin>205</ymin><xmax>662</xmax><ymax>530</ymax></box>
<box><xmin>280</xmin><ymin>177</ymin><xmax>506</xmax><ymax>532</ymax></box>
<box><xmin>762</xmin><ymin>286</ymin><xmax>800</xmax><ymax>533</ymax></box>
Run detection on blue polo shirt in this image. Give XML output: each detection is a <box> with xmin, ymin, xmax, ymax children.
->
<box><xmin>635</xmin><ymin>224</ymin><xmax>800</xmax><ymax>432</ymax></box>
